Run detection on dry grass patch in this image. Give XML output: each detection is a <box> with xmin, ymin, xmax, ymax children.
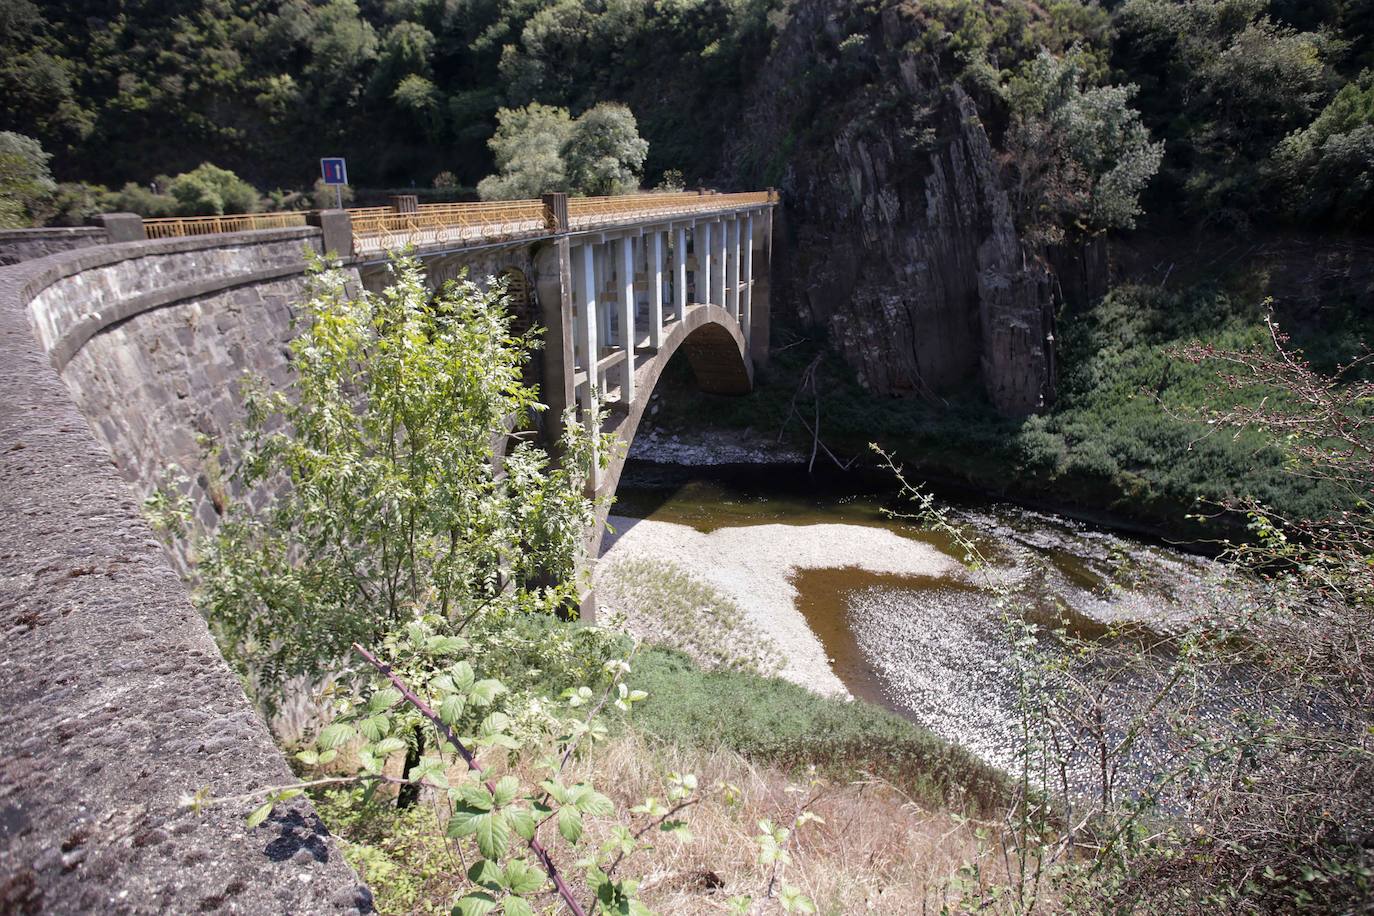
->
<box><xmin>596</xmin><ymin>556</ymin><xmax>785</xmax><ymax>676</ymax></box>
<box><xmin>317</xmin><ymin>731</ymin><xmax>1001</xmax><ymax>915</ymax></box>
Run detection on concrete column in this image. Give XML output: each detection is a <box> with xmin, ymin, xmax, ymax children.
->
<box><xmin>649</xmin><ymin>230</ymin><xmax>664</xmax><ymax>349</ymax></box>
<box><xmin>534</xmin><ymin>238</ymin><xmax>574</xmax><ymax>449</ymax></box>
<box><xmin>595</xmin><ymin>242</ymin><xmax>611</xmax><ymax>377</ymax></box>
<box><xmin>742</xmin><ymin>215</ymin><xmax>754</xmax><ymax>350</ymax></box>
<box><xmin>728</xmin><ymin>217</ymin><xmax>741</xmax><ymax>321</ymax></box>
<box><xmin>750</xmin><ymin>209</ymin><xmax>773</xmax><ymax>368</ymax></box>
<box><xmin>577</xmin><ymin>243</ymin><xmax>599</xmax><ymax>413</ymax></box>
<box><xmin>711</xmin><ymin>218</ymin><xmax>727</xmax><ymax>308</ymax></box>
<box><xmin>698</xmin><ymin>222</ymin><xmax>711</xmax><ymax>306</ymax></box>
<box><xmin>618</xmin><ymin>235</ymin><xmax>636</xmax><ymax>404</ymax></box>
<box><xmin>673</xmin><ymin>224</ymin><xmax>687</xmax><ymax>321</ymax></box>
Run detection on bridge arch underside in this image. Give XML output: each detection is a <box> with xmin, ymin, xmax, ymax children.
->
<box><xmin>588</xmin><ymin>303</ymin><xmax>752</xmax><ymax>559</ymax></box>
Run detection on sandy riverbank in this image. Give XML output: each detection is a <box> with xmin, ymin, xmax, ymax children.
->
<box><xmin>597</xmin><ymin>514</ymin><xmax>964</xmax><ymax>695</ymax></box>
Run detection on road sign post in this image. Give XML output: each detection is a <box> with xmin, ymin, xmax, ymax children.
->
<box><xmin>320</xmin><ymin>157</ymin><xmax>348</xmax><ymax>210</ymax></box>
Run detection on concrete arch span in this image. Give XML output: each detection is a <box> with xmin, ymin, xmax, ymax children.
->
<box><xmin>587</xmin><ymin>303</ymin><xmax>753</xmax><ymax>558</ymax></box>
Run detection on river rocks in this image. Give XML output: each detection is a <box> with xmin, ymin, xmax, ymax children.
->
<box><xmin>628</xmin><ymin>426</ymin><xmax>806</xmax><ymax>466</ymax></box>
<box><xmin>727</xmin><ymin>0</ymin><xmax>1056</xmax><ymax>416</ymax></box>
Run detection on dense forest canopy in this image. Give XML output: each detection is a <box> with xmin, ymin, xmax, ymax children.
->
<box><xmin>2</xmin><ymin>0</ymin><xmax>1372</xmax><ymax>231</ymax></box>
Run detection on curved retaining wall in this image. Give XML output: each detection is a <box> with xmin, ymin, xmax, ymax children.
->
<box><xmin>0</xmin><ymin>232</ymin><xmax>370</xmax><ymax>913</ymax></box>
<box><xmin>0</xmin><ymin>227</ymin><xmax>107</xmax><ymax>267</ymax></box>
<box><xmin>30</xmin><ymin>229</ymin><xmax>326</xmax><ymax>566</ymax></box>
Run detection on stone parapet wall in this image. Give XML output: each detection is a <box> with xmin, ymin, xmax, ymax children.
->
<box><xmin>0</xmin><ymin>226</ymin><xmax>107</xmax><ymax>267</ymax></box>
<box><xmin>0</xmin><ymin>235</ymin><xmax>370</xmax><ymax>913</ymax></box>
<box><xmin>25</xmin><ymin>228</ymin><xmax>320</xmax><ymax>370</ymax></box>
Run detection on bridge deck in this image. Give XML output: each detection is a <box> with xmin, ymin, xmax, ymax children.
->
<box><xmin>348</xmin><ymin>191</ymin><xmax>774</xmax><ymax>258</ymax></box>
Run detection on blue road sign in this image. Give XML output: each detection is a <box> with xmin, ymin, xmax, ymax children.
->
<box><xmin>320</xmin><ymin>158</ymin><xmax>348</xmax><ymax>185</ymax></box>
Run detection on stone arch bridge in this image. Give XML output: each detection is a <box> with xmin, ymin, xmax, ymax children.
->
<box><xmin>0</xmin><ymin>189</ymin><xmax>776</xmax><ymax>911</ymax></box>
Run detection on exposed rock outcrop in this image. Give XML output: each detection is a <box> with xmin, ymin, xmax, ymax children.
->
<box><xmin>728</xmin><ymin>0</ymin><xmax>1055</xmax><ymax>416</ymax></box>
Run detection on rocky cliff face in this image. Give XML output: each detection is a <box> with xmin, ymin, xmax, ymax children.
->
<box><xmin>728</xmin><ymin>0</ymin><xmax>1055</xmax><ymax>416</ymax></box>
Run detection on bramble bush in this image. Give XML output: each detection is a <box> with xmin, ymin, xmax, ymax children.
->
<box><xmin>181</xmin><ymin>255</ymin><xmax>819</xmax><ymax>914</ymax></box>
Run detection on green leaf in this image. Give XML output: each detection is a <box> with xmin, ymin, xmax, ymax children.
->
<box><xmin>779</xmin><ymin>885</ymin><xmax>816</xmax><ymax>913</ymax></box>
<box><xmin>492</xmin><ymin>775</ymin><xmax>519</xmax><ymax>808</ymax></box>
<box><xmin>467</xmin><ymin>858</ymin><xmax>502</xmax><ymax>890</ymax></box>
<box><xmin>374</xmin><ymin>736</ymin><xmax>407</xmax><ymax>756</ymax></box>
<box><xmin>558</xmin><ymin>806</ymin><xmax>583</xmax><ymax>844</ymax></box>
<box><xmin>451</xmin><ymin>661</ymin><xmax>475</xmax><ymax>692</ymax></box>
<box><xmin>452</xmin><ymin>892</ymin><xmax>499</xmax><ymax>916</ymax></box>
<box><xmin>440</xmin><ymin>694</ymin><xmax>466</xmax><ymax>725</ymax></box>
<box><xmin>368</xmin><ymin>687</ymin><xmax>402</xmax><ymax>712</ymax></box>
<box><xmin>479</xmin><ymin>712</ymin><xmax>512</xmax><ymax>737</ymax></box>
<box><xmin>246</xmin><ymin>802</ymin><xmax>273</xmax><ymax>829</ymax></box>
<box><xmin>502</xmin><ymin>859</ymin><xmax>546</xmax><ymax>895</ymax></box>
<box><xmin>469</xmin><ymin>678</ymin><xmax>505</xmax><ymax>706</ymax></box>
<box><xmin>475</xmin><ymin>810</ymin><xmax>511</xmax><ymax>859</ymax></box>
<box><xmin>502</xmin><ymin>897</ymin><xmax>534</xmax><ymax>916</ymax></box>
<box><xmin>457</xmin><ymin>783</ymin><xmax>494</xmax><ymax>810</ymax></box>
<box><xmin>507</xmin><ymin>806</ymin><xmax>537</xmax><ymax>841</ymax></box>
<box><xmin>448</xmin><ymin>806</ymin><xmax>486</xmax><ymax>838</ymax></box>
<box><xmin>359</xmin><ymin>714</ymin><xmax>389</xmax><ymax>741</ymax></box>
<box><xmin>318</xmin><ymin>722</ymin><xmax>354</xmax><ymax>750</ymax></box>
<box><xmin>573</xmin><ymin>787</ymin><xmax>614</xmax><ymax>817</ymax></box>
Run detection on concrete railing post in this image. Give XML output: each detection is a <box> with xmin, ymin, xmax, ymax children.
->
<box><xmin>98</xmin><ymin>212</ymin><xmax>146</xmax><ymax>243</ymax></box>
<box><xmin>542</xmin><ymin>193</ymin><xmax>568</xmax><ymax>233</ymax></box>
<box><xmin>310</xmin><ymin>209</ymin><xmax>355</xmax><ymax>260</ymax></box>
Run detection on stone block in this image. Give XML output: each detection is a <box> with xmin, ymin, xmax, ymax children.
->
<box><xmin>310</xmin><ymin>209</ymin><xmax>354</xmax><ymax>260</ymax></box>
<box><xmin>98</xmin><ymin>212</ymin><xmax>146</xmax><ymax>243</ymax></box>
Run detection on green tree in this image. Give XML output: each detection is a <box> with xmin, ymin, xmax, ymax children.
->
<box><xmin>0</xmin><ymin>131</ymin><xmax>56</xmax><ymax>228</ymax></box>
<box><xmin>1272</xmin><ymin>74</ymin><xmax>1374</xmax><ymax>227</ymax></box>
<box><xmin>477</xmin><ymin>101</ymin><xmax>650</xmax><ymax>200</ymax></box>
<box><xmin>562</xmin><ymin>102</ymin><xmax>650</xmax><ymax>197</ymax></box>
<box><xmin>167</xmin><ymin>163</ymin><xmax>261</xmax><ymax>215</ymax></box>
<box><xmin>1112</xmin><ymin>0</ymin><xmax>1337</xmax><ymax>224</ymax></box>
<box><xmin>195</xmin><ymin>256</ymin><xmax>608</xmax><ymax>696</ymax></box>
<box><xmin>477</xmin><ymin>102</ymin><xmax>573</xmax><ymax>200</ymax></box>
<box><xmin>1004</xmin><ymin>50</ymin><xmax>1163</xmax><ymax>245</ymax></box>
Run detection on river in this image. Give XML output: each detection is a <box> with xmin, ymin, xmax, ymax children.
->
<box><xmin>597</xmin><ymin>460</ymin><xmax>1264</xmax><ymax>780</ymax></box>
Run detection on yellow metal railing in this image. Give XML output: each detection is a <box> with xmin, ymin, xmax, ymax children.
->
<box><xmin>143</xmin><ymin>211</ymin><xmax>309</xmax><ymax>239</ymax></box>
<box><xmin>565</xmin><ymin>191</ymin><xmax>774</xmax><ymax>229</ymax></box>
<box><xmin>138</xmin><ymin>190</ymin><xmax>779</xmax><ymax>252</ymax></box>
<box><xmin>348</xmin><ymin>200</ymin><xmax>548</xmax><ymax>258</ymax></box>
<box><xmin>351</xmin><ymin>190</ymin><xmax>777</xmax><ymax>256</ymax></box>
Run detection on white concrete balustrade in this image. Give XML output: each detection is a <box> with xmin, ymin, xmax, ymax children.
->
<box><xmin>568</xmin><ymin>207</ymin><xmax>768</xmax><ymax>417</ymax></box>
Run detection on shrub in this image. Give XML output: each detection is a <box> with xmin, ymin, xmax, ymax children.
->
<box><xmin>0</xmin><ymin>130</ymin><xmax>55</xmax><ymax>228</ymax></box>
<box><xmin>167</xmin><ymin>162</ymin><xmax>261</xmax><ymax>215</ymax></box>
<box><xmin>110</xmin><ymin>180</ymin><xmax>179</xmax><ymax>217</ymax></box>
<box><xmin>46</xmin><ymin>181</ymin><xmax>113</xmax><ymax>226</ymax></box>
<box><xmin>311</xmin><ymin>176</ymin><xmax>354</xmax><ymax>209</ymax></box>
